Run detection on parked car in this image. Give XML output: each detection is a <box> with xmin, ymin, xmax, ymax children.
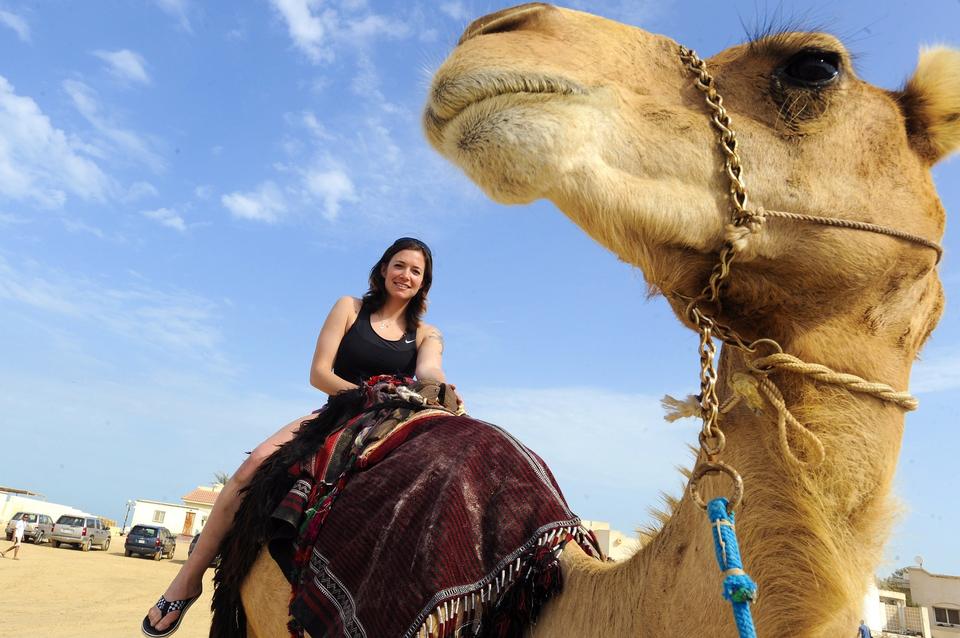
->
<box><xmin>125</xmin><ymin>524</ymin><xmax>176</xmax><ymax>560</ymax></box>
<box><xmin>188</xmin><ymin>532</ymin><xmax>220</xmax><ymax>567</ymax></box>
<box><xmin>5</xmin><ymin>512</ymin><xmax>55</xmax><ymax>544</ymax></box>
<box><xmin>49</xmin><ymin>514</ymin><xmax>111</xmax><ymax>551</ymax></box>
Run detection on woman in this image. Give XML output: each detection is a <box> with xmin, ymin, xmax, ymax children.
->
<box><xmin>143</xmin><ymin>237</ymin><xmax>447</xmax><ymax>637</ymax></box>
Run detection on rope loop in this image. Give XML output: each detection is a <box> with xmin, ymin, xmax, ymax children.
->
<box><xmin>751</xmin><ymin>352</ymin><xmax>919</xmax><ymax>411</ymax></box>
<box><xmin>743</xmin><ymin>337</ymin><xmax>782</xmax><ymax>358</ymax></box>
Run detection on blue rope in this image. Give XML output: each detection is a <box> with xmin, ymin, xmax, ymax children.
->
<box><xmin>707</xmin><ymin>497</ymin><xmax>758</xmax><ymax>638</ymax></box>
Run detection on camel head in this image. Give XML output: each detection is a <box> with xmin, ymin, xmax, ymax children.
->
<box><xmin>425</xmin><ymin>3</ymin><xmax>959</xmax><ymax>352</ymax></box>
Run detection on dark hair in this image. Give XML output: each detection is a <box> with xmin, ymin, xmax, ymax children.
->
<box><xmin>361</xmin><ymin>237</ymin><xmax>433</xmax><ymax>331</ymax></box>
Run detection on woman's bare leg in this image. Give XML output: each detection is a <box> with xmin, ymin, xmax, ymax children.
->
<box><xmin>145</xmin><ymin>413</ymin><xmax>314</xmax><ymax>633</ymax></box>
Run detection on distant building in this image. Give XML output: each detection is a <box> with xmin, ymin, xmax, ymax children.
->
<box><xmin>128</xmin><ymin>484</ymin><xmax>222</xmax><ymax>537</ymax></box>
<box><xmin>580</xmin><ymin>519</ymin><xmax>641</xmax><ymax>562</ymax></box>
<box><xmin>862</xmin><ymin>581</ymin><xmax>931</xmax><ymax>637</ymax></box>
<box><xmin>0</xmin><ymin>486</ymin><xmax>88</xmax><ymax>525</ymax></box>
<box><xmin>908</xmin><ymin>566</ymin><xmax>960</xmax><ymax>637</ymax></box>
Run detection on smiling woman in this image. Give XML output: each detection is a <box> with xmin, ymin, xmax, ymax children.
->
<box><xmin>314</xmin><ymin>237</ymin><xmax>445</xmax><ymax>390</ymax></box>
<box><xmin>141</xmin><ymin>236</ymin><xmax>450</xmax><ymax>637</ymax></box>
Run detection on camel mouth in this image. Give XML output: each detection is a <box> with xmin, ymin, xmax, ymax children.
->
<box><xmin>423</xmin><ymin>72</ymin><xmax>587</xmax><ymax>144</ymax></box>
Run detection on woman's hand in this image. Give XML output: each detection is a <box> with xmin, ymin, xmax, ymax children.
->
<box><xmin>448</xmin><ymin>383</ymin><xmax>464</xmax><ymax>406</ymax></box>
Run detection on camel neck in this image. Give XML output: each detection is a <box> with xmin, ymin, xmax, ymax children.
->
<box><xmin>537</xmin><ymin>337</ymin><xmax>913</xmax><ymax>637</ymax></box>
<box><xmin>634</xmin><ymin>341</ymin><xmax>910</xmax><ymax>636</ymax></box>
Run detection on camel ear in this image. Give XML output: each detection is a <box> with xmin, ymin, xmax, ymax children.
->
<box><xmin>899</xmin><ymin>46</ymin><xmax>960</xmax><ymax>165</ymax></box>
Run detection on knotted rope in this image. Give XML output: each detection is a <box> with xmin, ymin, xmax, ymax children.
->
<box><xmin>749</xmin><ymin>353</ymin><xmax>919</xmax><ymax>410</ymax></box>
<box><xmin>663</xmin><ymin>352</ymin><xmax>919</xmax><ymax>468</ymax></box>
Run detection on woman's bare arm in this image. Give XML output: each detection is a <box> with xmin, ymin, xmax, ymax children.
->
<box><xmin>415</xmin><ymin>324</ymin><xmax>446</xmax><ymax>383</ymax></box>
<box><xmin>309</xmin><ymin>296</ymin><xmax>361</xmax><ymax>395</ymax></box>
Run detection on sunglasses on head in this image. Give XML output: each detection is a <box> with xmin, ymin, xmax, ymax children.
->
<box><xmin>394</xmin><ymin>237</ymin><xmax>432</xmax><ymax>257</ymax></box>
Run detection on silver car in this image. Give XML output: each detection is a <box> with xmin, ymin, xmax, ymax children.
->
<box><xmin>5</xmin><ymin>512</ymin><xmax>55</xmax><ymax>544</ymax></box>
<box><xmin>50</xmin><ymin>514</ymin><xmax>111</xmax><ymax>552</ymax></box>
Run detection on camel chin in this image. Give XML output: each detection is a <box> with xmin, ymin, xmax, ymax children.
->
<box><xmin>433</xmin><ymin>92</ymin><xmax>616</xmax><ymax>205</ymax></box>
<box><xmin>428</xmin><ymin>90</ymin><xmax>726</xmax><ymax>265</ymax></box>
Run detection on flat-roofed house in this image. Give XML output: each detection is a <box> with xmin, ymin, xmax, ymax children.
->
<box><xmin>909</xmin><ymin>566</ymin><xmax>960</xmax><ymax>637</ymax></box>
<box><xmin>129</xmin><ymin>484</ymin><xmax>222</xmax><ymax>537</ymax></box>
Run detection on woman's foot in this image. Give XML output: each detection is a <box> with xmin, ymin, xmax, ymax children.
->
<box><xmin>144</xmin><ymin>576</ymin><xmax>202</xmax><ymax>635</ymax></box>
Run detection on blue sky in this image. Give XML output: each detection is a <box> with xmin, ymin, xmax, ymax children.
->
<box><xmin>0</xmin><ymin>1</ymin><xmax>957</xmax><ymax>577</ymax></box>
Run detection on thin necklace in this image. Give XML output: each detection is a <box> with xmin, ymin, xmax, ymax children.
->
<box><xmin>375</xmin><ymin>311</ymin><xmax>393</xmax><ymax>330</ymax></box>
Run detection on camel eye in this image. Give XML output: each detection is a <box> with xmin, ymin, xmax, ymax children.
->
<box><xmin>779</xmin><ymin>50</ymin><xmax>840</xmax><ymax>88</ymax></box>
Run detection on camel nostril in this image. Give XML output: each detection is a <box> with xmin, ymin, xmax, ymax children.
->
<box><xmin>458</xmin><ymin>3</ymin><xmax>554</xmax><ymax>46</ymax></box>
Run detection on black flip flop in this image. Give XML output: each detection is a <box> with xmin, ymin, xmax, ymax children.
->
<box><xmin>141</xmin><ymin>593</ymin><xmax>200</xmax><ymax>637</ymax></box>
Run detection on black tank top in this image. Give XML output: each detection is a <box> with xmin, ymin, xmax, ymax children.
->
<box><xmin>333</xmin><ymin>304</ymin><xmax>418</xmax><ymax>384</ymax></box>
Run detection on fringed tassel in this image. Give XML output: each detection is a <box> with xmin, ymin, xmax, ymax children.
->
<box><xmin>286</xmin><ymin>617</ymin><xmax>304</xmax><ymax>638</ymax></box>
<box><xmin>661</xmin><ymin>394</ymin><xmax>701</xmax><ymax>422</ymax></box>
<box><xmin>410</xmin><ymin>525</ymin><xmax>598</xmax><ymax>638</ymax></box>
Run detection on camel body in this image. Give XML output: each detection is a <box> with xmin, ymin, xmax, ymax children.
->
<box><xmin>237</xmin><ymin>4</ymin><xmax>960</xmax><ymax>636</ymax></box>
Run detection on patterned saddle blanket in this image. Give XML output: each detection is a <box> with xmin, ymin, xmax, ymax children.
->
<box><xmin>267</xmin><ymin>376</ymin><xmax>602</xmax><ymax>638</ymax></box>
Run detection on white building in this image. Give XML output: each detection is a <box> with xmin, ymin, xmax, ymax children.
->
<box><xmin>0</xmin><ymin>486</ymin><xmax>88</xmax><ymax>526</ymax></box>
<box><xmin>128</xmin><ymin>484</ymin><xmax>222</xmax><ymax>537</ymax></box>
<box><xmin>580</xmin><ymin>519</ymin><xmax>641</xmax><ymax>562</ymax></box>
<box><xmin>909</xmin><ymin>566</ymin><xmax>960</xmax><ymax>637</ymax></box>
<box><xmin>862</xmin><ymin>581</ymin><xmax>932</xmax><ymax>637</ymax></box>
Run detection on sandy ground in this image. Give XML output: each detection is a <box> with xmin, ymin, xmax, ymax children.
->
<box><xmin>0</xmin><ymin>533</ymin><xmax>216</xmax><ymax>637</ymax></box>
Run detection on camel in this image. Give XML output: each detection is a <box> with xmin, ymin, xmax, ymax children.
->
<box><xmin>234</xmin><ymin>3</ymin><xmax>959</xmax><ymax>637</ymax></box>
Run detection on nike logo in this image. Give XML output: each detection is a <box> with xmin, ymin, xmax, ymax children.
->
<box><xmin>404</xmin><ymin>339</ymin><xmax>415</xmax><ymax>344</ymax></box>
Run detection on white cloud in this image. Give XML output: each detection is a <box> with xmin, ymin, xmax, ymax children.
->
<box><xmin>439</xmin><ymin>1</ymin><xmax>470</xmax><ymax>22</ymax></box>
<box><xmin>62</xmin><ymin>79</ymin><xmax>165</xmax><ymax>172</ymax></box>
<box><xmin>269</xmin><ymin>0</ymin><xmax>334</xmax><ymax>64</ymax></box>
<box><xmin>142</xmin><ymin>207</ymin><xmax>187</xmax><ymax>232</ymax></box>
<box><xmin>0</xmin><ymin>212</ymin><xmax>28</xmax><ymax>225</ymax></box>
<box><xmin>304</xmin><ymin>165</ymin><xmax>356</xmax><ymax>220</ymax></box>
<box><xmin>361</xmin><ymin>117</ymin><xmax>401</xmax><ymax>167</ymax></box>
<box><xmin>350</xmin><ymin>53</ymin><xmax>399</xmax><ymax>113</ymax></box>
<box><xmin>301</xmin><ymin>111</ymin><xmax>333</xmax><ymax>140</ymax></box>
<box><xmin>124</xmin><ymin>180</ymin><xmax>159</xmax><ymax>202</ymax></box>
<box><xmin>92</xmin><ymin>49</ymin><xmax>151</xmax><ymax>85</ymax></box>
<box><xmin>565</xmin><ymin>0</ymin><xmax>666</xmax><ymax>27</ymax></box>
<box><xmin>913</xmin><ymin>347</ymin><xmax>960</xmax><ymax>394</ymax></box>
<box><xmin>62</xmin><ymin>218</ymin><xmax>104</xmax><ymax>238</ymax></box>
<box><xmin>0</xmin><ymin>9</ymin><xmax>30</xmax><ymax>42</ymax></box>
<box><xmin>194</xmin><ymin>184</ymin><xmax>213</xmax><ymax>199</ymax></box>
<box><xmin>269</xmin><ymin>0</ymin><xmax>412</xmax><ymax>64</ymax></box>
<box><xmin>467</xmin><ymin>386</ymin><xmax>693</xmax><ymax>529</ymax></box>
<box><xmin>154</xmin><ymin>0</ymin><xmax>192</xmax><ymax>32</ymax></box>
<box><xmin>0</xmin><ymin>255</ymin><xmax>223</xmax><ymax>357</ymax></box>
<box><xmin>0</xmin><ymin>363</ymin><xmax>311</xmax><ymax>524</ymax></box>
<box><xmin>0</xmin><ymin>75</ymin><xmax>111</xmax><ymax>207</ymax></box>
<box><xmin>61</xmin><ymin>217</ymin><xmax>126</xmax><ymax>243</ymax></box>
<box><xmin>221</xmin><ymin>181</ymin><xmax>287</xmax><ymax>223</ymax></box>
<box><xmin>345</xmin><ymin>13</ymin><xmax>410</xmax><ymax>40</ymax></box>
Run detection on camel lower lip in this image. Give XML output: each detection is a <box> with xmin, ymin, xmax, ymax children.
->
<box><xmin>424</xmin><ymin>73</ymin><xmax>587</xmax><ymax>136</ymax></box>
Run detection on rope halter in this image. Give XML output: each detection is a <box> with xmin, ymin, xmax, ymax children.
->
<box><xmin>673</xmin><ymin>43</ymin><xmax>942</xmax><ymax>638</ymax></box>
<box><xmin>673</xmin><ymin>44</ymin><xmax>941</xmax><ymax>511</ymax></box>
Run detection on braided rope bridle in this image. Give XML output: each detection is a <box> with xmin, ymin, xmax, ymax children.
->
<box><xmin>672</xmin><ymin>43</ymin><xmax>943</xmax><ymax>637</ymax></box>
<box><xmin>674</xmin><ymin>44</ymin><xmax>942</xmax><ymax>511</ymax></box>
